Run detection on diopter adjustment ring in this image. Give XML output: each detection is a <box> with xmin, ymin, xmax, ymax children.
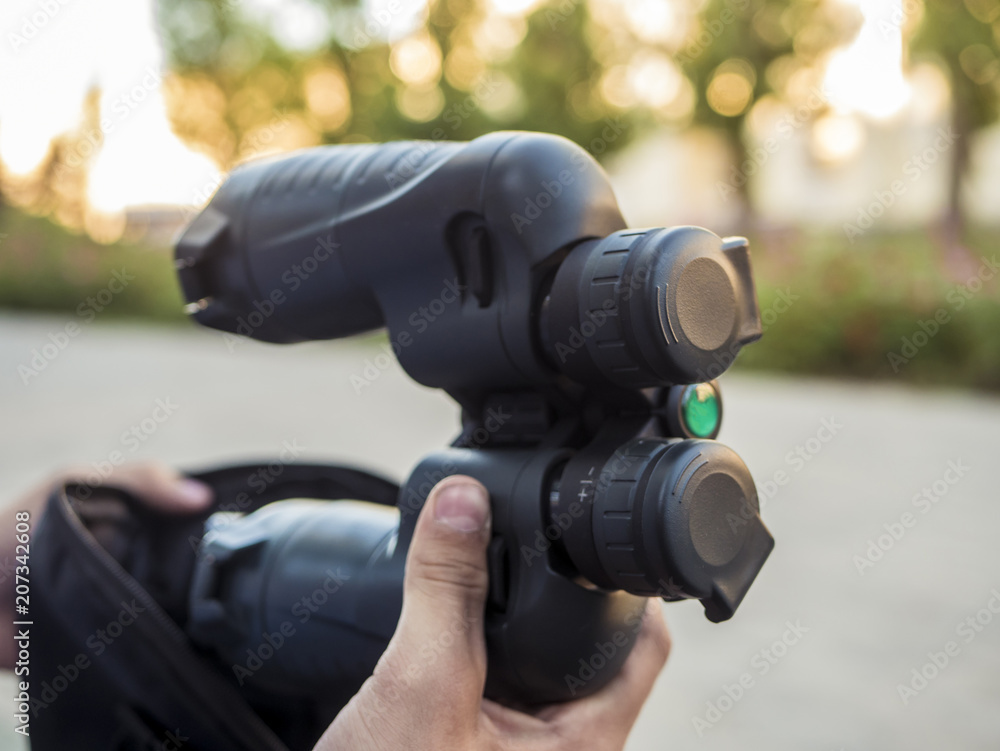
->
<box><xmin>544</xmin><ymin>227</ymin><xmax>763</xmax><ymax>389</ymax></box>
<box><xmin>588</xmin><ymin>437</ymin><xmax>774</xmax><ymax>622</ymax></box>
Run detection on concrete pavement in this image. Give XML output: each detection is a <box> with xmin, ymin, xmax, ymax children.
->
<box><xmin>1</xmin><ymin>313</ymin><xmax>998</xmax><ymax>750</ymax></box>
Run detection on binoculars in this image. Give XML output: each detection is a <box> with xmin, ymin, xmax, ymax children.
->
<box><xmin>173</xmin><ymin>131</ymin><xmax>773</xmax><ymax>711</ymax></box>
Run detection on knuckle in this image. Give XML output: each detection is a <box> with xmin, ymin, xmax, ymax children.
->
<box><xmin>548</xmin><ymin>720</ymin><xmax>617</xmax><ymax>751</ymax></box>
<box><xmin>408</xmin><ymin>549</ymin><xmax>489</xmax><ymax>595</ymax></box>
<box><xmin>645</xmin><ymin>611</ymin><xmax>672</xmax><ymax>665</ymax></box>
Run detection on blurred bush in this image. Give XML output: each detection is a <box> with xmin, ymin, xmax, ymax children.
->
<box><xmin>741</xmin><ymin>226</ymin><xmax>1000</xmax><ymax>391</ymax></box>
<box><xmin>0</xmin><ymin>208</ymin><xmax>185</xmax><ymax>324</ymax></box>
<box><xmin>1</xmin><ymin>207</ymin><xmax>998</xmax><ymax>391</ymax></box>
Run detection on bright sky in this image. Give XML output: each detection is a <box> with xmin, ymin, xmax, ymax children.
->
<box><xmin>824</xmin><ymin>0</ymin><xmax>912</xmax><ymax>118</ymax></box>
<box><xmin>0</xmin><ymin>0</ymin><xmax>913</xmax><ymax>213</ymax></box>
<box><xmin>0</xmin><ymin>0</ymin><xmax>222</xmax><ymax>211</ymax></box>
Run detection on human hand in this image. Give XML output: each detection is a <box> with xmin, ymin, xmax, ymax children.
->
<box><xmin>49</xmin><ymin>461</ymin><xmax>215</xmax><ymax>512</ymax></box>
<box><xmin>314</xmin><ymin>476</ymin><xmax>671</xmax><ymax>751</ymax></box>
<box><xmin>0</xmin><ymin>461</ymin><xmax>213</xmax><ymax>668</ymax></box>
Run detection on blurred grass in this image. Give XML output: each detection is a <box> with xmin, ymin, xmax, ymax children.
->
<box><xmin>1</xmin><ymin>208</ymin><xmax>998</xmax><ymax>391</ymax></box>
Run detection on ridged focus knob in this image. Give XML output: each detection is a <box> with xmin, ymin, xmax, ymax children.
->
<box><xmin>557</xmin><ymin>437</ymin><xmax>774</xmax><ymax>623</ymax></box>
<box><xmin>542</xmin><ymin>227</ymin><xmax>763</xmax><ymax>388</ymax></box>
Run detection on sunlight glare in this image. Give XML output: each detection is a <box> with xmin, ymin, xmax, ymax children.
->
<box><xmin>823</xmin><ymin>0</ymin><xmax>911</xmax><ymax>119</ymax></box>
<box><xmin>0</xmin><ymin>0</ymin><xmax>220</xmax><ymax>212</ymax></box>
<box><xmin>488</xmin><ymin>0</ymin><xmax>543</xmax><ymax>18</ymax></box>
<box><xmin>87</xmin><ymin>98</ymin><xmax>219</xmax><ymax>213</ymax></box>
<box><xmin>812</xmin><ymin>113</ymin><xmax>866</xmax><ymax>163</ymax></box>
<box><xmin>0</xmin><ymin>0</ymin><xmax>96</xmax><ymax>174</ymax></box>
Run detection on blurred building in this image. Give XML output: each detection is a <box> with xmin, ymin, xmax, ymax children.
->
<box><xmin>123</xmin><ymin>205</ymin><xmax>191</xmax><ymax>245</ymax></box>
<box><xmin>608</xmin><ymin>105</ymin><xmax>1000</xmax><ymax>235</ymax></box>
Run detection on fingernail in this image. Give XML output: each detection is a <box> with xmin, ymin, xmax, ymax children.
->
<box><xmin>433</xmin><ymin>483</ymin><xmax>489</xmax><ymax>533</ymax></box>
<box><xmin>176</xmin><ymin>478</ymin><xmax>213</xmax><ymax>507</ymax></box>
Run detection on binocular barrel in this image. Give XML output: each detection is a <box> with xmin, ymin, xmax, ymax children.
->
<box><xmin>187</xmin><ymin>435</ymin><xmax>772</xmax><ymax>704</ymax></box>
<box><xmin>176</xmin><ymin>132</ymin><xmax>761</xmax><ymax>390</ymax></box>
<box><xmin>174</xmin><ymin>131</ymin><xmax>774</xmax><ymax>712</ymax></box>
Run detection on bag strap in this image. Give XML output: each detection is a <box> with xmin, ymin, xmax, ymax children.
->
<box><xmin>41</xmin><ymin>486</ymin><xmax>290</xmax><ymax>751</ymax></box>
<box><xmin>42</xmin><ymin>461</ymin><xmax>399</xmax><ymax>751</ymax></box>
<box><xmin>188</xmin><ymin>461</ymin><xmax>400</xmax><ymax>513</ymax></box>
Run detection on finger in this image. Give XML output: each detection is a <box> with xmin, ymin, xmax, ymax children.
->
<box><xmin>64</xmin><ymin>461</ymin><xmax>213</xmax><ymax>513</ymax></box>
<box><xmin>587</xmin><ymin>600</ymin><xmax>670</xmax><ymax>715</ymax></box>
<box><xmin>481</xmin><ymin>698</ymin><xmax>550</xmax><ymax>737</ymax></box>
<box><xmin>543</xmin><ymin>600</ymin><xmax>670</xmax><ymax>736</ymax></box>
<box><xmin>388</xmin><ymin>476</ymin><xmax>492</xmax><ymax>699</ymax></box>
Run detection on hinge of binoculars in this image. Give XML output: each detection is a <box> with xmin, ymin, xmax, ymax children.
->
<box><xmin>455</xmin><ymin>392</ymin><xmax>554</xmax><ymax>448</ymax></box>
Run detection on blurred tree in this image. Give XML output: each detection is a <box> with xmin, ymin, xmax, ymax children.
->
<box><xmin>0</xmin><ymin>89</ymin><xmax>103</xmax><ymax>233</ymax></box>
<box><xmin>156</xmin><ymin>0</ymin><xmax>630</xmax><ymax>171</ymax></box>
<box><xmin>911</xmin><ymin>0</ymin><xmax>1000</xmax><ymax>252</ymax></box>
<box><xmin>675</xmin><ymin>0</ymin><xmax>859</xmax><ymax>219</ymax></box>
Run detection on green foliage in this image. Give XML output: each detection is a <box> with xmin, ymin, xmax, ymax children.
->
<box><xmin>912</xmin><ymin>0</ymin><xmax>1000</xmax><ymax>132</ymax></box>
<box><xmin>156</xmin><ymin>0</ymin><xmax>632</xmax><ymax>168</ymax></box>
<box><xmin>738</xmin><ymin>226</ymin><xmax>1000</xmax><ymax>391</ymax></box>
<box><xmin>2</xmin><ymin>207</ymin><xmax>999</xmax><ymax>392</ymax></box>
<box><xmin>506</xmin><ymin>1</ymin><xmax>628</xmax><ymax>148</ymax></box>
<box><xmin>674</xmin><ymin>0</ymin><xmax>856</xmax><ymax>200</ymax></box>
<box><xmin>0</xmin><ymin>208</ymin><xmax>185</xmax><ymax>323</ymax></box>
<box><xmin>678</xmin><ymin>0</ymin><xmax>789</xmax><ymax>136</ymax></box>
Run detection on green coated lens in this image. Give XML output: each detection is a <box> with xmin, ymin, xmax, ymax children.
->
<box><xmin>681</xmin><ymin>383</ymin><xmax>720</xmax><ymax>438</ymax></box>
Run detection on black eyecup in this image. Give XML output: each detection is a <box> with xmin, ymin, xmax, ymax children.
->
<box><xmin>556</xmin><ymin>437</ymin><xmax>773</xmax><ymax>623</ymax></box>
<box><xmin>543</xmin><ymin>227</ymin><xmax>763</xmax><ymax>388</ymax></box>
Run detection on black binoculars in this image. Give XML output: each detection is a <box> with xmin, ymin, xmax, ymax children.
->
<box><xmin>172</xmin><ymin>131</ymin><xmax>774</xmax><ymax>711</ymax></box>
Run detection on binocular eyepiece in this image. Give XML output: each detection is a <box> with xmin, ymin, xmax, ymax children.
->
<box><xmin>176</xmin><ymin>132</ymin><xmax>760</xmax><ymax>393</ymax></box>
<box><xmin>541</xmin><ymin>227</ymin><xmax>761</xmax><ymax>388</ymax></box>
<box><xmin>550</xmin><ymin>434</ymin><xmax>767</xmax><ymax>624</ymax></box>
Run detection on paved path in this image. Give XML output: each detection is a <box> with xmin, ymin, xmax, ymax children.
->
<box><xmin>1</xmin><ymin>314</ymin><xmax>998</xmax><ymax>750</ymax></box>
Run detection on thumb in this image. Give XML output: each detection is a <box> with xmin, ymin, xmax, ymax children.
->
<box><xmin>390</xmin><ymin>476</ymin><xmax>492</xmax><ymax>697</ymax></box>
